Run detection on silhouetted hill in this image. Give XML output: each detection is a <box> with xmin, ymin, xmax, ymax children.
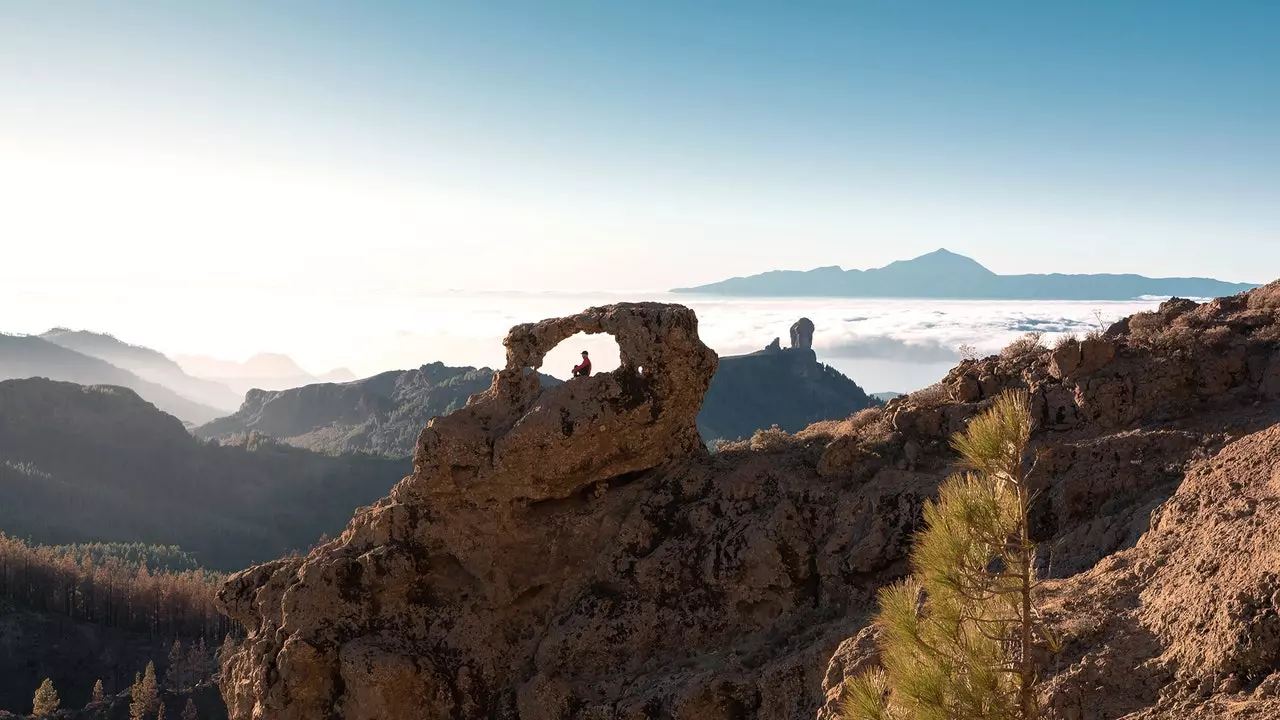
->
<box><xmin>40</xmin><ymin>328</ymin><xmax>242</xmax><ymax>411</ymax></box>
<box><xmin>0</xmin><ymin>378</ymin><xmax>409</xmax><ymax>570</ymax></box>
<box><xmin>196</xmin><ymin>362</ymin><xmax>561</xmax><ymax>456</ymax></box>
<box><xmin>697</xmin><ymin>344</ymin><xmax>875</xmax><ymax>442</ymax></box>
<box><xmin>0</xmin><ymin>335</ymin><xmax>223</xmax><ymax>425</ymax></box>
<box><xmin>673</xmin><ymin>248</ymin><xmax>1259</xmax><ymax>299</ymax></box>
<box><xmin>175</xmin><ymin>352</ymin><xmax>356</xmax><ymax>396</ymax></box>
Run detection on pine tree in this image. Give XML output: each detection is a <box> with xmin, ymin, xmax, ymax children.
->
<box><xmin>92</xmin><ymin>678</ymin><xmax>106</xmax><ymax>704</ymax></box>
<box><xmin>844</xmin><ymin>390</ymin><xmax>1059</xmax><ymax>720</ymax></box>
<box><xmin>131</xmin><ymin>661</ymin><xmax>160</xmax><ymax>720</ymax></box>
<box><xmin>187</xmin><ymin>637</ymin><xmax>208</xmax><ymax>684</ymax></box>
<box><xmin>32</xmin><ymin>678</ymin><xmax>60</xmax><ymax>716</ymax></box>
<box><xmin>167</xmin><ymin>638</ymin><xmax>185</xmax><ymax>690</ymax></box>
<box><xmin>182</xmin><ymin>698</ymin><xmax>200</xmax><ymax>720</ymax></box>
<box><xmin>130</xmin><ymin>671</ymin><xmax>146</xmax><ymax>720</ymax></box>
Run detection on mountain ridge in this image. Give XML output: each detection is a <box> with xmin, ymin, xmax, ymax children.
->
<box><xmin>40</xmin><ymin>328</ymin><xmax>243</xmax><ymax>411</ymax></box>
<box><xmin>673</xmin><ymin>248</ymin><xmax>1260</xmax><ymax>300</ymax></box>
<box><xmin>0</xmin><ymin>334</ymin><xmax>224</xmax><ymax>425</ymax></box>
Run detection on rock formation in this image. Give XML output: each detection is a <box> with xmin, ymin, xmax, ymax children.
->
<box><xmin>220</xmin><ymin>287</ymin><xmax>1280</xmax><ymax>720</ymax></box>
<box><xmin>789</xmin><ymin>317</ymin><xmax>815</xmax><ymax>349</ymax></box>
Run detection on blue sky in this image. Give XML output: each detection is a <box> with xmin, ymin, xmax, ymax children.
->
<box><xmin>1</xmin><ymin>0</ymin><xmax>1277</xmax><ymax>295</ymax></box>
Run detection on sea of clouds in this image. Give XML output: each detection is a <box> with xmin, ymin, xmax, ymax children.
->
<box><xmin>351</xmin><ymin>292</ymin><xmax>1165</xmax><ymax>393</ymax></box>
<box><xmin>4</xmin><ymin>287</ymin><xmax>1168</xmax><ymax>394</ymax></box>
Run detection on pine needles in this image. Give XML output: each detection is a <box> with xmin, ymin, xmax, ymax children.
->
<box><xmin>844</xmin><ymin>390</ymin><xmax>1058</xmax><ymax>720</ymax></box>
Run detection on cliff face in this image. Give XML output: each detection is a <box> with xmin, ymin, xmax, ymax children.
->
<box><xmin>219</xmin><ymin>288</ymin><xmax>1280</xmax><ymax>719</ymax></box>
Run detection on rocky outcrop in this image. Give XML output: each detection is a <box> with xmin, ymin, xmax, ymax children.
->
<box><xmin>218</xmin><ymin>287</ymin><xmax>1280</xmax><ymax>720</ymax></box>
<box><xmin>790</xmin><ymin>317</ymin><xmax>815</xmax><ymax>350</ymax></box>
<box><xmin>1037</xmin><ymin>422</ymin><xmax>1280</xmax><ymax>719</ymax></box>
<box><xmin>697</xmin><ymin>333</ymin><xmax>875</xmax><ymax>442</ymax></box>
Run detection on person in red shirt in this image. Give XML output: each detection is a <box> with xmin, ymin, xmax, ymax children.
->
<box><xmin>572</xmin><ymin>350</ymin><xmax>592</xmax><ymax>377</ymax></box>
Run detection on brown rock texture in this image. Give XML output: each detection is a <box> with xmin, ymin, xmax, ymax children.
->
<box><xmin>220</xmin><ymin>286</ymin><xmax>1280</xmax><ymax>720</ymax></box>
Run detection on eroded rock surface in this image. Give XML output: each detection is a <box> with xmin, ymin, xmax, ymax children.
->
<box><xmin>220</xmin><ymin>286</ymin><xmax>1280</xmax><ymax>720</ymax></box>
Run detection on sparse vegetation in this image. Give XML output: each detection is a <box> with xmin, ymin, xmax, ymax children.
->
<box><xmin>749</xmin><ymin>425</ymin><xmax>792</xmax><ymax>452</ymax></box>
<box><xmin>911</xmin><ymin>382</ymin><xmax>952</xmax><ymax>409</ymax></box>
<box><xmin>958</xmin><ymin>343</ymin><xmax>979</xmax><ymax>361</ymax></box>
<box><xmin>843</xmin><ymin>390</ymin><xmax>1058</xmax><ymax>720</ymax></box>
<box><xmin>1000</xmin><ymin>331</ymin><xmax>1047</xmax><ymax>362</ymax></box>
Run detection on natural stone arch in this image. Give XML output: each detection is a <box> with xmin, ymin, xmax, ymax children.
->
<box><xmin>537</xmin><ymin>330</ymin><xmax>623</xmax><ymax>381</ymax></box>
<box><xmin>402</xmin><ymin>302</ymin><xmax>719</xmax><ymax>505</ymax></box>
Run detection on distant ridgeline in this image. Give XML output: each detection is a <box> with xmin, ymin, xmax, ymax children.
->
<box><xmin>673</xmin><ymin>248</ymin><xmax>1260</xmax><ymax>300</ymax></box>
<box><xmin>197</xmin><ymin>330</ymin><xmax>877</xmax><ymax>454</ymax></box>
<box><xmin>196</xmin><ymin>362</ymin><xmax>555</xmax><ymax>456</ymax></box>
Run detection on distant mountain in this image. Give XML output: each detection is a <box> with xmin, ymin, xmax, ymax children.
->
<box><xmin>697</xmin><ymin>343</ymin><xmax>875</xmax><ymax>443</ymax></box>
<box><xmin>198</xmin><ymin>337</ymin><xmax>876</xmax><ymax>454</ymax></box>
<box><xmin>672</xmin><ymin>248</ymin><xmax>1260</xmax><ymax>300</ymax></box>
<box><xmin>0</xmin><ymin>334</ymin><xmax>223</xmax><ymax>424</ymax></box>
<box><xmin>40</xmin><ymin>328</ymin><xmax>242</xmax><ymax>411</ymax></box>
<box><xmin>0</xmin><ymin>377</ymin><xmax>409</xmax><ymax>570</ymax></box>
<box><xmin>196</xmin><ymin>362</ymin><xmax>544</xmax><ymax>456</ymax></box>
<box><xmin>871</xmin><ymin>391</ymin><xmax>904</xmax><ymax>402</ymax></box>
<box><xmin>175</xmin><ymin>352</ymin><xmax>356</xmax><ymax>395</ymax></box>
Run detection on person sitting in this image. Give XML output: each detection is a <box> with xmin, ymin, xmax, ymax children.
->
<box><xmin>572</xmin><ymin>350</ymin><xmax>592</xmax><ymax>377</ymax></box>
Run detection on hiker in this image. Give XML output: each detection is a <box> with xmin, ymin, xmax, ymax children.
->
<box><xmin>571</xmin><ymin>350</ymin><xmax>592</xmax><ymax>377</ymax></box>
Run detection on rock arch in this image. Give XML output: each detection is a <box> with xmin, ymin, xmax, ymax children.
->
<box><xmin>403</xmin><ymin>302</ymin><xmax>720</xmax><ymax>504</ymax></box>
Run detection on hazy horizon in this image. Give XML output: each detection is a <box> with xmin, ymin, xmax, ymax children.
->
<box><xmin>4</xmin><ymin>290</ymin><xmax>1168</xmax><ymax>394</ymax></box>
<box><xmin>3</xmin><ymin>1</ymin><xmax>1278</xmax><ymax>302</ymax></box>
<box><xmin>2</xmin><ymin>2</ymin><xmax>1276</xmax><ymax>393</ymax></box>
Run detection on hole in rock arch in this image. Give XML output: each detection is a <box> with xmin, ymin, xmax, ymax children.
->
<box><xmin>542</xmin><ymin>332</ymin><xmax>622</xmax><ymax>381</ymax></box>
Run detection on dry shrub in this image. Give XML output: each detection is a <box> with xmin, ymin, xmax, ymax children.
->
<box><xmin>1130</xmin><ymin>324</ymin><xmax>1197</xmax><ymax>355</ymax></box>
<box><xmin>1083</xmin><ymin>328</ymin><xmax>1105</xmax><ymax>341</ymax></box>
<box><xmin>1053</xmin><ymin>333</ymin><xmax>1078</xmax><ymax>350</ymax></box>
<box><xmin>958</xmin><ymin>343</ymin><xmax>980</xmax><ymax>361</ymax></box>
<box><xmin>1201</xmin><ymin>325</ymin><xmax>1234</xmax><ymax>347</ymax></box>
<box><xmin>749</xmin><ymin>425</ymin><xmax>792</xmax><ymax>452</ymax></box>
<box><xmin>1000</xmin><ymin>332</ymin><xmax>1047</xmax><ymax>361</ymax></box>
<box><xmin>1252</xmin><ymin>319</ymin><xmax>1280</xmax><ymax>344</ymax></box>
<box><xmin>856</xmin><ymin>409</ymin><xmax>895</xmax><ymax>445</ymax></box>
<box><xmin>912</xmin><ymin>382</ymin><xmax>951</xmax><ymax>409</ymax></box>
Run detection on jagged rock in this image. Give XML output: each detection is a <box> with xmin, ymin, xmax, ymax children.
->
<box><xmin>219</xmin><ymin>284</ymin><xmax>1280</xmax><ymax>720</ymax></box>
<box><xmin>790</xmin><ymin>317</ymin><xmax>815</xmax><ymax>350</ymax></box>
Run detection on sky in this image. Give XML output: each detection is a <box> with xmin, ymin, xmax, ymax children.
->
<box><xmin>2</xmin><ymin>0</ymin><xmax>1278</xmax><ymax>300</ymax></box>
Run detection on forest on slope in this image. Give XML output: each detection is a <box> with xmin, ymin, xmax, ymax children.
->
<box><xmin>0</xmin><ymin>378</ymin><xmax>409</xmax><ymax>570</ymax></box>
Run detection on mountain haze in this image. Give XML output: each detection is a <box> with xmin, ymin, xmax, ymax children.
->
<box><xmin>0</xmin><ymin>334</ymin><xmax>223</xmax><ymax>425</ymax></box>
<box><xmin>40</xmin><ymin>328</ymin><xmax>243</xmax><ymax>411</ymax></box>
<box><xmin>674</xmin><ymin>248</ymin><xmax>1259</xmax><ymax>299</ymax></box>
<box><xmin>176</xmin><ymin>352</ymin><xmax>356</xmax><ymax>396</ymax></box>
